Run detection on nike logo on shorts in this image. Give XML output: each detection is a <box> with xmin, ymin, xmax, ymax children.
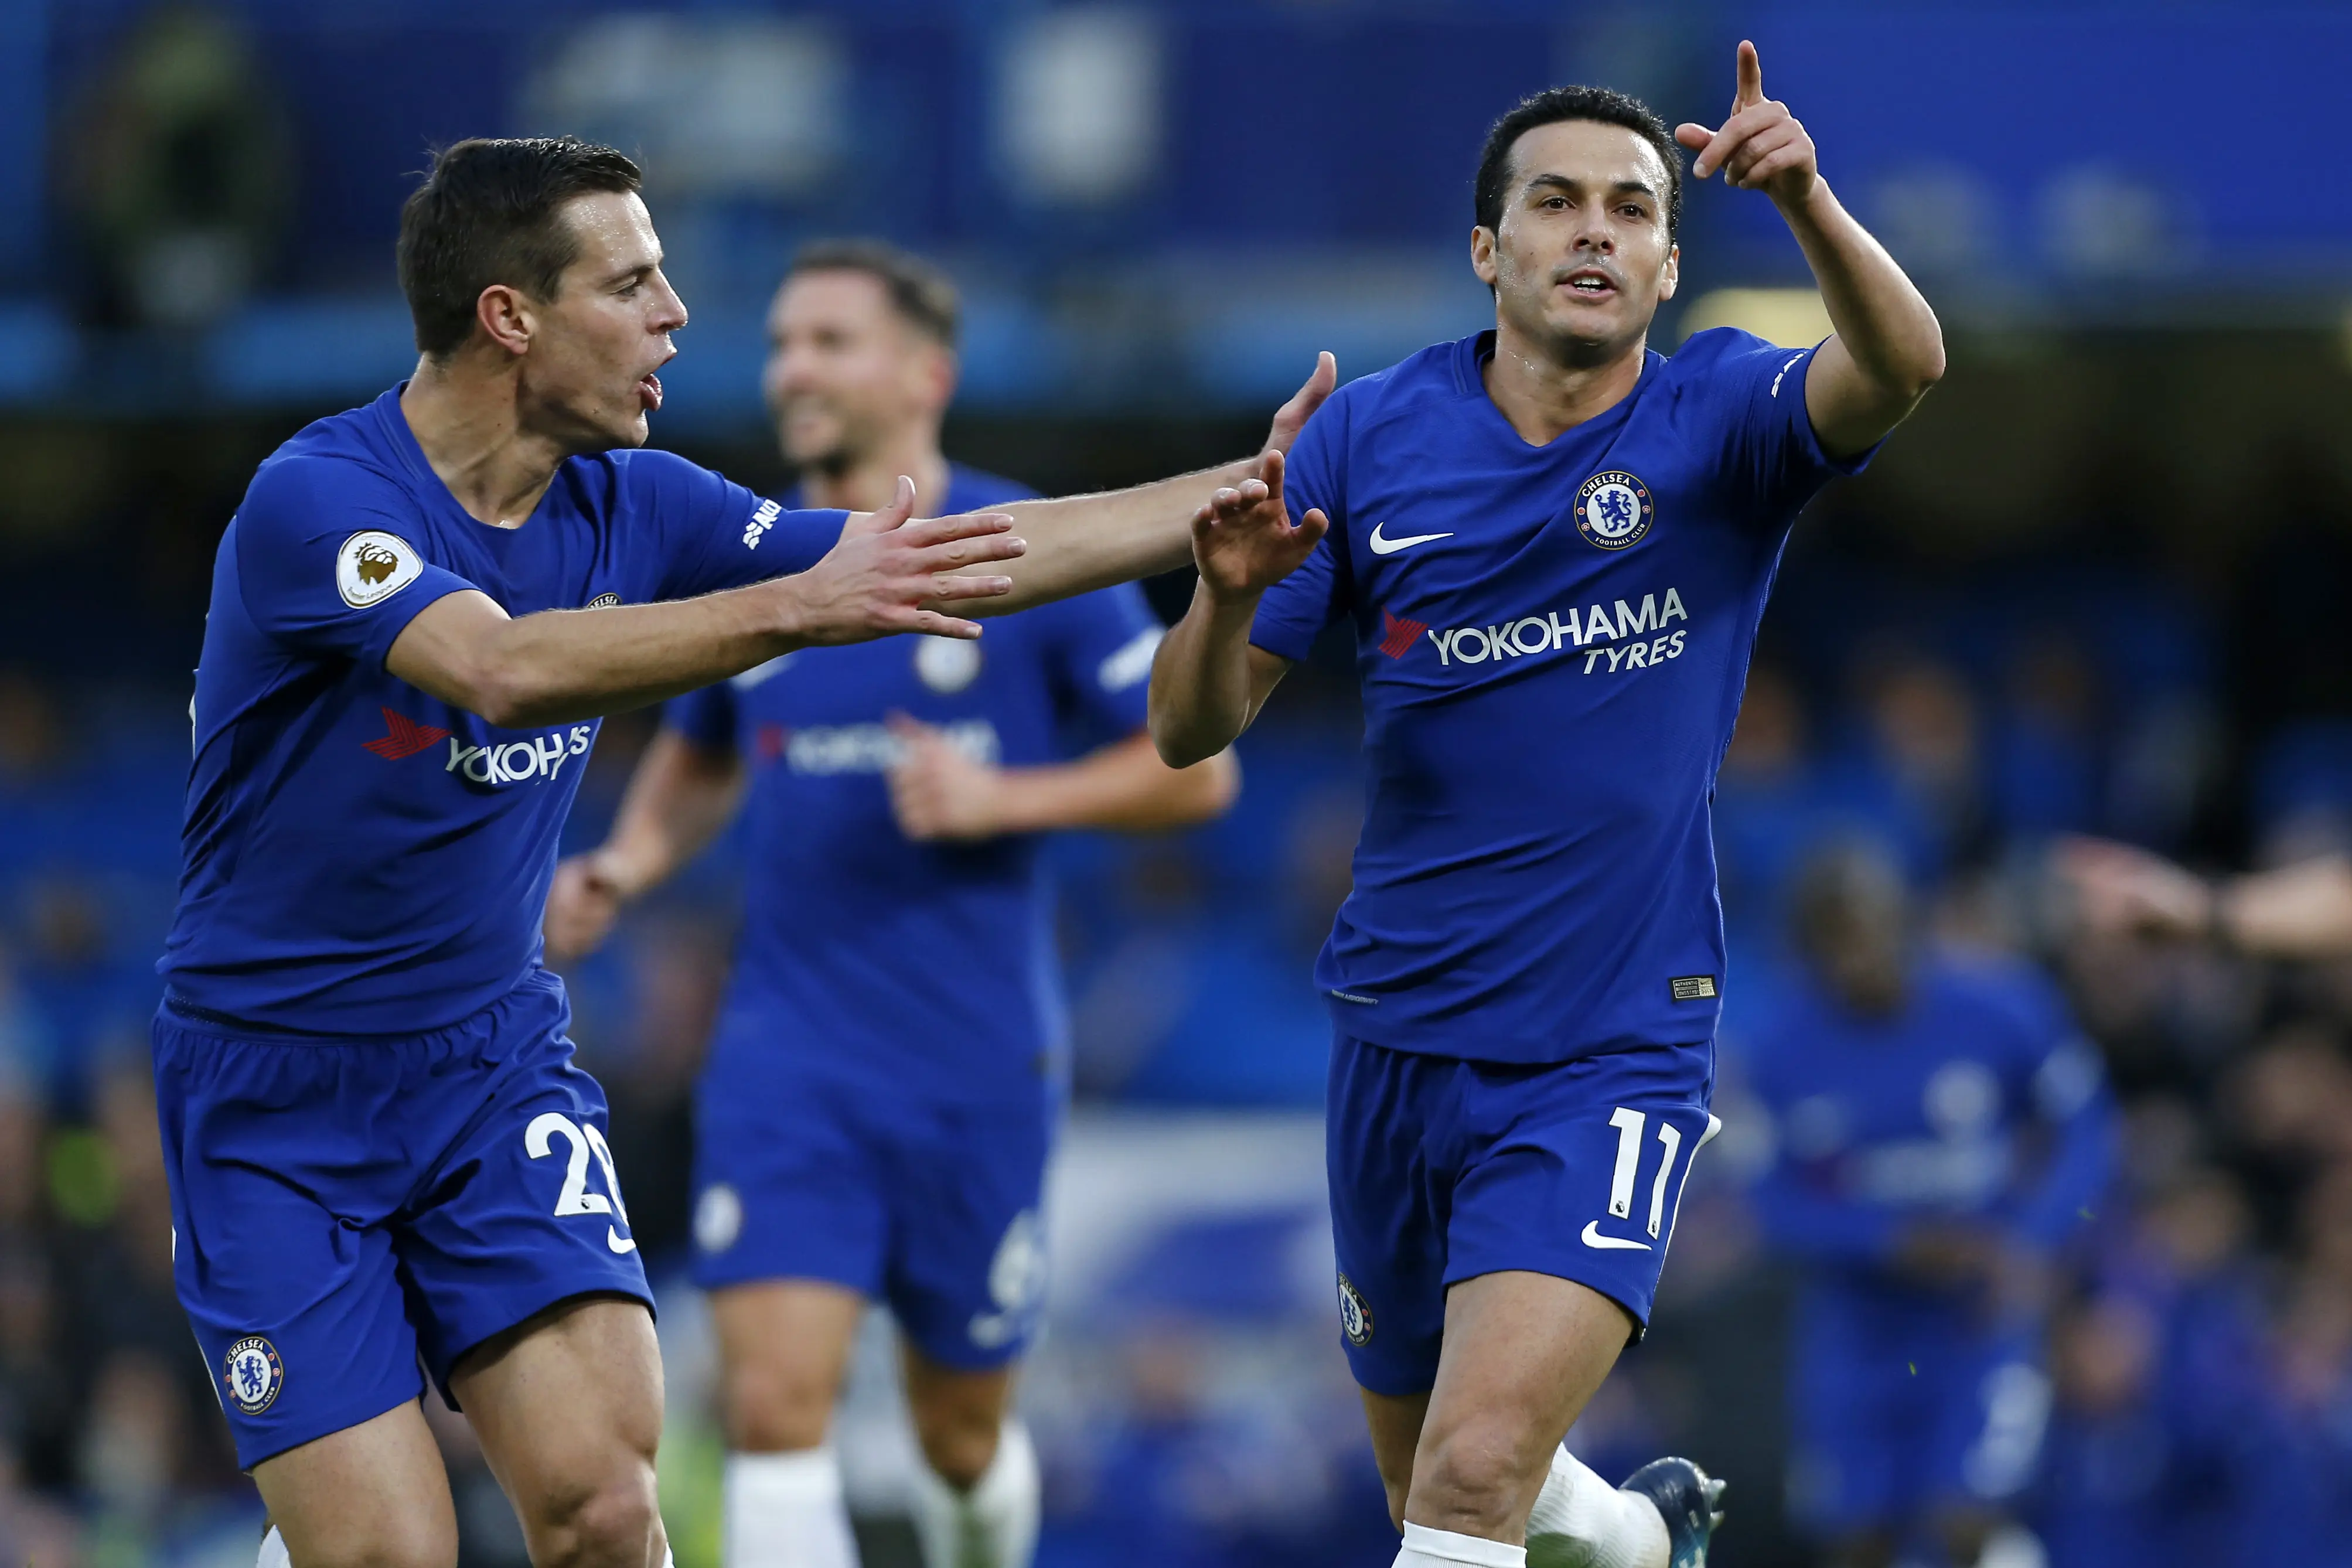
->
<box><xmin>1368</xmin><ymin>520</ymin><xmax>1454</xmax><ymax>555</ymax></box>
<box><xmin>1580</xmin><ymin>1221</ymin><xmax>1654</xmax><ymax>1251</ymax></box>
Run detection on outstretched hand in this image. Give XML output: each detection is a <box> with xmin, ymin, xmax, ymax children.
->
<box><xmin>1192</xmin><ymin>447</ymin><xmax>1328</xmax><ymax>606</ymax></box>
<box><xmin>786</xmin><ymin>475</ymin><xmax>1024</xmax><ymax>643</ymax></box>
<box><xmin>1674</xmin><ymin>40</ymin><xmax>1819</xmax><ymax>206</ymax></box>
<box><xmin>2056</xmin><ymin>836</ymin><xmax>2215</xmax><ymax>941</ymax></box>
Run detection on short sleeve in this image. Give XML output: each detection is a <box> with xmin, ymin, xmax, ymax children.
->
<box><xmin>231</xmin><ymin>456</ymin><xmax>476</xmax><ymax>670</ymax></box>
<box><xmin>663</xmin><ymin>680</ymin><xmax>741</xmax><ymax>754</ymax></box>
<box><xmin>1682</xmin><ymin>328</ymin><xmax>1877</xmax><ymax>523</ymax></box>
<box><xmin>619</xmin><ymin>451</ymin><xmax>848</xmax><ymax>601</ymax></box>
<box><xmin>1037</xmin><ymin>583</ymin><xmax>1162</xmax><ymax>744</ymax></box>
<box><xmin>1248</xmin><ymin>392</ymin><xmax>1355</xmax><ymax>662</ymax></box>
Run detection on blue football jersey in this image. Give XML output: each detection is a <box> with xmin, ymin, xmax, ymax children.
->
<box><xmin>1744</xmin><ymin>952</ymin><xmax>2115</xmax><ymax>1286</ymax></box>
<box><xmin>159</xmin><ymin>386</ymin><xmax>845</xmax><ymax>1035</ymax></box>
<box><xmin>1251</xmin><ymin>327</ymin><xmax>1864</xmax><ymax>1062</ymax></box>
<box><xmin>667</xmin><ymin>466</ymin><xmax>1162</xmax><ymax>1097</ymax></box>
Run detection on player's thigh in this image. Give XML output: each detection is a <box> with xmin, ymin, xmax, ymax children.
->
<box><xmin>901</xmin><ymin>1342</ymin><xmax>1018</xmax><ymax>1487</ymax></box>
<box><xmin>1405</xmin><ymin>1270</ymin><xmax>1635</xmax><ymax>1537</ymax></box>
<box><xmin>151</xmin><ymin>1015</ymin><xmax>433</xmax><ymax>1474</ymax></box>
<box><xmin>708</xmin><ymin>1279</ymin><xmax>867</xmax><ymax>1452</ymax></box>
<box><xmin>394</xmin><ymin>984</ymin><xmax>655</xmax><ymax>1406</ymax></box>
<box><xmin>451</xmin><ymin>1294</ymin><xmax>665</xmax><ymax>1561</ymax></box>
<box><xmin>881</xmin><ymin>1084</ymin><xmax>1055</xmax><ymax>1377</ymax></box>
<box><xmin>251</xmin><ymin>1401</ymin><xmax>455</xmax><ymax>1568</ymax></box>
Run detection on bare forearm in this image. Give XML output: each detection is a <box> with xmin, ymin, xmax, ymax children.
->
<box><xmin>594</xmin><ymin>731</ymin><xmax>746</xmax><ymax>898</ymax></box>
<box><xmin>393</xmin><ymin>582</ymin><xmax>802</xmax><ymax>729</ymax></box>
<box><xmin>2220</xmin><ymin>857</ymin><xmax>2352</xmax><ymax>959</ymax></box>
<box><xmin>1149</xmin><ymin>583</ymin><xmax>1269</xmax><ymax>768</ymax></box>
<box><xmin>1780</xmin><ymin>179</ymin><xmax>1945</xmax><ymax>398</ymax></box>
<box><xmin>974</xmin><ymin>460</ymin><xmax>1257</xmax><ymax>615</ymax></box>
<box><xmin>988</xmin><ymin>737</ymin><xmax>1238</xmax><ymax>834</ymax></box>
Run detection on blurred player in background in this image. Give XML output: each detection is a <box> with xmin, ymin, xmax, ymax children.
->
<box><xmin>1148</xmin><ymin>44</ymin><xmax>1945</xmax><ymax>1568</ymax></box>
<box><xmin>546</xmin><ymin>242</ymin><xmax>1238</xmax><ymax>1568</ymax></box>
<box><xmin>1747</xmin><ymin>841</ymin><xmax>2116</xmax><ymax>1568</ymax></box>
<box><xmin>157</xmin><ymin>136</ymin><xmax>1326</xmax><ymax>1568</ymax></box>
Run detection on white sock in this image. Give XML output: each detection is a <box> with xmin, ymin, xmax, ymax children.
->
<box><xmin>724</xmin><ymin>1448</ymin><xmax>860</xmax><ymax>1568</ymax></box>
<box><xmin>1395</xmin><ymin>1521</ymin><xmax>1527</xmax><ymax>1568</ymax></box>
<box><xmin>908</xmin><ymin>1419</ymin><xmax>1040</xmax><ymax>1568</ymax></box>
<box><xmin>258</xmin><ymin>1526</ymin><xmax>291</xmax><ymax>1568</ymax></box>
<box><xmin>1525</xmin><ymin>1446</ymin><xmax>1669</xmax><ymax>1568</ymax></box>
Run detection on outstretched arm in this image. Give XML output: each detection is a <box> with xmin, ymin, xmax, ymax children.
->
<box><xmin>886</xmin><ymin>724</ymin><xmax>1238</xmax><ymax>841</ymax></box>
<box><xmin>544</xmin><ymin>728</ymin><xmax>746</xmax><ymax>963</ymax></box>
<box><xmin>2061</xmin><ymin>837</ymin><xmax>2352</xmax><ymax>959</ymax></box>
<box><xmin>962</xmin><ymin>356</ymin><xmax>1337</xmax><ymax>616</ymax></box>
<box><xmin>390</xmin><ymin>479</ymin><xmax>1019</xmax><ymax>728</ymax></box>
<box><xmin>1676</xmin><ymin>41</ymin><xmax>1945</xmax><ymax>458</ymax></box>
<box><xmin>1148</xmin><ymin>449</ymin><xmax>1327</xmax><ymax>768</ymax></box>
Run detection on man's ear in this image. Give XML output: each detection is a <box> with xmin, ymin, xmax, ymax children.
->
<box><xmin>475</xmin><ymin>284</ymin><xmax>536</xmax><ymax>358</ymax></box>
<box><xmin>1470</xmin><ymin>225</ymin><xmax>1500</xmax><ymax>289</ymax></box>
<box><xmin>1658</xmin><ymin>243</ymin><xmax>1681</xmax><ymax>303</ymax></box>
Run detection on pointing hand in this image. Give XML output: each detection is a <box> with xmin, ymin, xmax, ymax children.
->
<box><xmin>1673</xmin><ymin>40</ymin><xmax>1821</xmax><ymax>207</ymax></box>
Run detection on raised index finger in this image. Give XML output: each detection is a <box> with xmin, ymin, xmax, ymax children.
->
<box><xmin>1734</xmin><ymin>39</ymin><xmax>1764</xmax><ymax>108</ymax></box>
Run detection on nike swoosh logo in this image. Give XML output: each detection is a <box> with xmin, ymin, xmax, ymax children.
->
<box><xmin>1368</xmin><ymin>521</ymin><xmax>1454</xmax><ymax>555</ymax></box>
<box><xmin>608</xmin><ymin>1228</ymin><xmax>638</xmax><ymax>1255</ymax></box>
<box><xmin>1581</xmin><ymin>1221</ymin><xmax>1654</xmax><ymax>1252</ymax></box>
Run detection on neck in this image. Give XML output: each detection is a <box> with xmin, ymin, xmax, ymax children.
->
<box><xmin>399</xmin><ymin>354</ymin><xmax>571</xmax><ymax>528</ymax></box>
<box><xmin>1480</xmin><ymin>316</ymin><xmax>1648</xmax><ymax>447</ymax></box>
<box><xmin>793</xmin><ymin>425</ymin><xmax>953</xmax><ymax>516</ymax></box>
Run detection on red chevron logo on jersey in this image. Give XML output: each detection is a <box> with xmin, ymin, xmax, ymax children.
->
<box><xmin>363</xmin><ymin>707</ymin><xmax>451</xmax><ymax>760</ymax></box>
<box><xmin>1379</xmin><ymin>609</ymin><xmax>1428</xmax><ymax>660</ymax></box>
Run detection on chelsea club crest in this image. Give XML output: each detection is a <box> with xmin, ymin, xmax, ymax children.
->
<box><xmin>223</xmin><ymin>1335</ymin><xmax>284</xmax><ymax>1414</ymax></box>
<box><xmin>1337</xmin><ymin>1273</ymin><xmax>1374</xmax><ymax>1347</ymax></box>
<box><xmin>1576</xmin><ymin>471</ymin><xmax>1654</xmax><ymax>550</ymax></box>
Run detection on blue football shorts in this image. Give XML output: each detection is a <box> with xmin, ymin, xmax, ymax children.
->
<box><xmin>689</xmin><ymin>1010</ymin><xmax>1057</xmax><ymax>1371</ymax></box>
<box><xmin>1324</xmin><ymin>1031</ymin><xmax>1718</xmax><ymax>1395</ymax></box>
<box><xmin>1787</xmin><ymin>1290</ymin><xmax>2049</xmax><ymax>1535</ymax></box>
<box><xmin>152</xmin><ymin>971</ymin><xmax>651</xmax><ymax>1469</ymax></box>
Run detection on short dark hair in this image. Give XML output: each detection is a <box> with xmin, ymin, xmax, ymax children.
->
<box><xmin>1474</xmin><ymin>86</ymin><xmax>1682</xmax><ymax>241</ymax></box>
<box><xmin>396</xmin><ymin>136</ymin><xmax>644</xmax><ymax>359</ymax></box>
<box><xmin>786</xmin><ymin>238</ymin><xmax>960</xmax><ymax>350</ymax></box>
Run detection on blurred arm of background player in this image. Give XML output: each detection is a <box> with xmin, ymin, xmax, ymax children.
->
<box><xmin>2060</xmin><ymin>836</ymin><xmax>2352</xmax><ymax>959</ymax></box>
<box><xmin>543</xmin><ymin>724</ymin><xmax>1235</xmax><ymax>962</ymax></box>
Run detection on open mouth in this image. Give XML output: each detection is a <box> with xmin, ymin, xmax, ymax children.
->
<box><xmin>638</xmin><ymin>373</ymin><xmax>663</xmax><ymax>412</ymax></box>
<box><xmin>1562</xmin><ymin>270</ymin><xmax>1618</xmax><ymax>298</ymax></box>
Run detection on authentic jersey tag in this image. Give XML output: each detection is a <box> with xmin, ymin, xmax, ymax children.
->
<box><xmin>1669</xmin><ymin>975</ymin><xmax>1719</xmax><ymax>1002</ymax></box>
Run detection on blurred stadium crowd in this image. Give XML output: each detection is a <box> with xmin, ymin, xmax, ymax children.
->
<box><xmin>8</xmin><ymin>2</ymin><xmax>2352</xmax><ymax>1568</ymax></box>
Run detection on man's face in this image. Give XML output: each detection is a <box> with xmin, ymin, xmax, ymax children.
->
<box><xmin>762</xmin><ymin>271</ymin><xmax>951</xmax><ymax>471</ymax></box>
<box><xmin>1474</xmin><ymin>120</ymin><xmax>1679</xmax><ymax>359</ymax></box>
<box><xmin>517</xmin><ymin>190</ymin><xmax>685</xmax><ymax>451</ymax></box>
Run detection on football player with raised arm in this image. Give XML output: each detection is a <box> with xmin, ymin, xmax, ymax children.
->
<box><xmin>1147</xmin><ymin>47</ymin><xmax>1944</xmax><ymax>1568</ymax></box>
<box><xmin>543</xmin><ymin>240</ymin><xmax>1238</xmax><ymax>1568</ymax></box>
<box><xmin>154</xmin><ymin>138</ymin><xmax>1325</xmax><ymax>1568</ymax></box>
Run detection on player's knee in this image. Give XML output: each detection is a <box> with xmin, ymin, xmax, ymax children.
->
<box><xmin>1409</xmin><ymin>1417</ymin><xmax>1538</xmax><ymax>1535</ymax></box>
<box><xmin>525</xmin><ymin>1458</ymin><xmax>662</xmax><ymax>1568</ymax></box>
<box><xmin>721</xmin><ymin>1355</ymin><xmax>837</xmax><ymax>1453</ymax></box>
<box><xmin>288</xmin><ymin>1515</ymin><xmax>456</xmax><ymax>1568</ymax></box>
<box><xmin>910</xmin><ymin>1402</ymin><xmax>1001</xmax><ymax>1490</ymax></box>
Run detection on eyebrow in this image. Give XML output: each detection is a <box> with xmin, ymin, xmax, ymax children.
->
<box><xmin>1523</xmin><ymin>173</ymin><xmax>1658</xmax><ymax>202</ymax></box>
